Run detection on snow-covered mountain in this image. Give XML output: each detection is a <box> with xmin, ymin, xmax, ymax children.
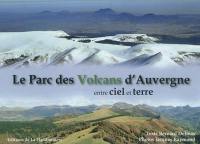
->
<box><xmin>73</xmin><ymin>34</ymin><xmax>158</xmax><ymax>44</ymax></box>
<box><xmin>0</xmin><ymin>31</ymin><xmax>200</xmax><ymax>68</ymax></box>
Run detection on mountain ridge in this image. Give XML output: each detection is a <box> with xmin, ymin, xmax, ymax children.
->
<box><xmin>1</xmin><ymin>102</ymin><xmax>200</xmax><ymax>129</ymax></box>
<box><xmin>0</xmin><ymin>31</ymin><xmax>200</xmax><ymax>68</ymax></box>
<box><xmin>1</xmin><ymin>8</ymin><xmax>200</xmax><ymax>36</ymax></box>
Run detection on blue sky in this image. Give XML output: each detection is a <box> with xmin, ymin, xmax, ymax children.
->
<box><xmin>0</xmin><ymin>0</ymin><xmax>200</xmax><ymax>14</ymax></box>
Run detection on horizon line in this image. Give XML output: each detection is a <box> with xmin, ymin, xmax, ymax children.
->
<box><xmin>1</xmin><ymin>8</ymin><xmax>200</xmax><ymax>16</ymax></box>
<box><xmin>0</xmin><ymin>103</ymin><xmax>199</xmax><ymax>109</ymax></box>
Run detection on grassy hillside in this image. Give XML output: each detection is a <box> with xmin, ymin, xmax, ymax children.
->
<box><xmin>56</xmin><ymin>127</ymin><xmax>108</xmax><ymax>144</ymax></box>
<box><xmin>54</xmin><ymin>108</ymin><xmax>191</xmax><ymax>144</ymax></box>
<box><xmin>0</xmin><ymin>105</ymin><xmax>199</xmax><ymax>144</ymax></box>
<box><xmin>56</xmin><ymin>108</ymin><xmax>120</xmax><ymax>124</ymax></box>
<box><xmin>90</xmin><ymin>117</ymin><xmax>184</xmax><ymax>144</ymax></box>
<box><xmin>0</xmin><ymin>134</ymin><xmax>20</xmax><ymax>144</ymax></box>
<box><xmin>112</xmin><ymin>103</ymin><xmax>160</xmax><ymax>118</ymax></box>
<box><xmin>108</xmin><ymin>116</ymin><xmax>180</xmax><ymax>131</ymax></box>
<box><xmin>0</xmin><ymin>105</ymin><xmax>97</xmax><ymax>121</ymax></box>
<box><xmin>155</xmin><ymin>106</ymin><xmax>200</xmax><ymax>130</ymax></box>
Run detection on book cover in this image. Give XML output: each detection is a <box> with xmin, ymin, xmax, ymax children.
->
<box><xmin>0</xmin><ymin>0</ymin><xmax>199</xmax><ymax>144</ymax></box>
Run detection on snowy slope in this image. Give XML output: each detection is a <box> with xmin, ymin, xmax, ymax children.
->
<box><xmin>73</xmin><ymin>34</ymin><xmax>158</xmax><ymax>44</ymax></box>
<box><xmin>0</xmin><ymin>31</ymin><xmax>129</xmax><ymax>67</ymax></box>
<box><xmin>122</xmin><ymin>44</ymin><xmax>200</xmax><ymax>66</ymax></box>
<box><xmin>0</xmin><ymin>31</ymin><xmax>200</xmax><ymax>68</ymax></box>
<box><xmin>94</xmin><ymin>34</ymin><xmax>158</xmax><ymax>43</ymax></box>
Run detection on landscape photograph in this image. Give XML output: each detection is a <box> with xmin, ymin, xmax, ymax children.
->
<box><xmin>0</xmin><ymin>0</ymin><xmax>200</xmax><ymax>68</ymax></box>
<box><xmin>0</xmin><ymin>0</ymin><xmax>200</xmax><ymax>144</ymax></box>
<box><xmin>0</xmin><ymin>102</ymin><xmax>200</xmax><ymax>144</ymax></box>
